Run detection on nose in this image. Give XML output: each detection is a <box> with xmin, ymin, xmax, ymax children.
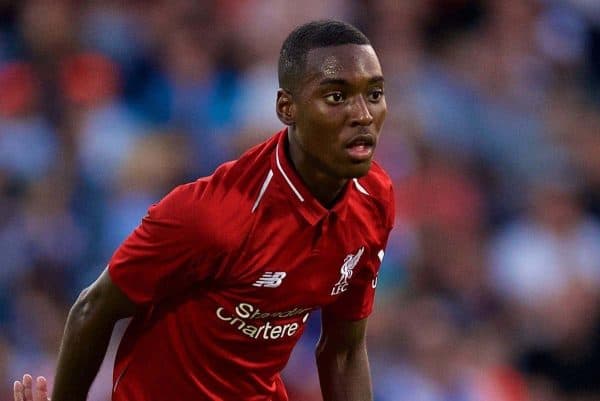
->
<box><xmin>350</xmin><ymin>95</ymin><xmax>373</xmax><ymax>126</ymax></box>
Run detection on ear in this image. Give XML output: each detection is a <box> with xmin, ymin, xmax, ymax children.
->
<box><xmin>276</xmin><ymin>89</ymin><xmax>296</xmax><ymax>126</ymax></box>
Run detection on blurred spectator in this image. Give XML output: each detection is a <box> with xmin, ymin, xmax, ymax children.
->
<box><xmin>0</xmin><ymin>62</ymin><xmax>58</xmax><ymax>183</ymax></box>
<box><xmin>99</xmin><ymin>133</ymin><xmax>191</xmax><ymax>265</ymax></box>
<box><xmin>0</xmin><ymin>335</ymin><xmax>13</xmax><ymax>400</ymax></box>
<box><xmin>519</xmin><ymin>280</ymin><xmax>600</xmax><ymax>398</ymax></box>
<box><xmin>373</xmin><ymin>296</ymin><xmax>528</xmax><ymax>401</ymax></box>
<box><xmin>63</xmin><ymin>52</ymin><xmax>145</xmax><ymax>191</ymax></box>
<box><xmin>489</xmin><ymin>176</ymin><xmax>600</xmax><ymax>325</ymax></box>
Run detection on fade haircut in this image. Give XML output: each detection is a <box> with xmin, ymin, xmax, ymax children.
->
<box><xmin>278</xmin><ymin>20</ymin><xmax>370</xmax><ymax>93</ymax></box>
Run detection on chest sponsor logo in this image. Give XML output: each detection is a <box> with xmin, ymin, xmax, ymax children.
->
<box><xmin>252</xmin><ymin>271</ymin><xmax>287</xmax><ymax>288</ymax></box>
<box><xmin>216</xmin><ymin>302</ymin><xmax>311</xmax><ymax>340</ymax></box>
<box><xmin>331</xmin><ymin>246</ymin><xmax>365</xmax><ymax>295</ymax></box>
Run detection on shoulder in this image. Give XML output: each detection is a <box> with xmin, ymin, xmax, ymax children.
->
<box><xmin>165</xmin><ymin>134</ymin><xmax>278</xmax><ymax>206</ymax></box>
<box><xmin>354</xmin><ymin>161</ymin><xmax>395</xmax><ymax>230</ymax></box>
<box><xmin>153</xmin><ymin>134</ymin><xmax>278</xmax><ymax>222</ymax></box>
<box><xmin>204</xmin><ymin>134</ymin><xmax>278</xmax><ymax>209</ymax></box>
<box><xmin>209</xmin><ymin>135</ymin><xmax>277</xmax><ymax>192</ymax></box>
<box><xmin>146</xmin><ymin>135</ymin><xmax>278</xmax><ymax>250</ymax></box>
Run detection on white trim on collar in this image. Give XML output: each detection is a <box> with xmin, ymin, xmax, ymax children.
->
<box><xmin>353</xmin><ymin>178</ymin><xmax>370</xmax><ymax>195</ymax></box>
<box><xmin>275</xmin><ymin>143</ymin><xmax>304</xmax><ymax>202</ymax></box>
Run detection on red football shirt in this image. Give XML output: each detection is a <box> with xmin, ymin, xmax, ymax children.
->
<box><xmin>108</xmin><ymin>129</ymin><xmax>394</xmax><ymax>401</ymax></box>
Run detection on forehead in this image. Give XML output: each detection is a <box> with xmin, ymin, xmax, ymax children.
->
<box><xmin>303</xmin><ymin>44</ymin><xmax>383</xmax><ymax>85</ymax></box>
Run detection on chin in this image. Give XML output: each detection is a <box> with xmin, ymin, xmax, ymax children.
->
<box><xmin>343</xmin><ymin>160</ymin><xmax>372</xmax><ymax>179</ymax></box>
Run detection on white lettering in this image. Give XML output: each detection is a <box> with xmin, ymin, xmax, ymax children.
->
<box><xmin>270</xmin><ymin>325</ymin><xmax>282</xmax><ymax>338</ymax></box>
<box><xmin>231</xmin><ymin>317</ymin><xmax>245</xmax><ymax>330</ymax></box>
<box><xmin>255</xmin><ymin>325</ymin><xmax>265</xmax><ymax>338</ymax></box>
<box><xmin>235</xmin><ymin>302</ymin><xmax>254</xmax><ymax>318</ymax></box>
<box><xmin>250</xmin><ymin>308</ymin><xmax>264</xmax><ymax>319</ymax></box>
<box><xmin>248</xmin><ymin>305</ymin><xmax>310</xmax><ymax>320</ymax></box>
<box><xmin>286</xmin><ymin>323</ymin><xmax>298</xmax><ymax>336</ymax></box>
<box><xmin>216</xmin><ymin>307</ymin><xmax>231</xmax><ymax>321</ymax></box>
<box><xmin>242</xmin><ymin>325</ymin><xmax>258</xmax><ymax>337</ymax></box>
<box><xmin>261</xmin><ymin>321</ymin><xmax>273</xmax><ymax>339</ymax></box>
<box><xmin>331</xmin><ymin>284</ymin><xmax>348</xmax><ymax>295</ymax></box>
<box><xmin>215</xmin><ymin>303</ymin><xmax>311</xmax><ymax>340</ymax></box>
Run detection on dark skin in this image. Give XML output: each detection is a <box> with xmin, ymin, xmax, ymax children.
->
<box><xmin>15</xmin><ymin>44</ymin><xmax>387</xmax><ymax>401</ymax></box>
<box><xmin>14</xmin><ymin>269</ymin><xmax>137</xmax><ymax>401</ymax></box>
<box><xmin>277</xmin><ymin>43</ymin><xmax>386</xmax><ymax>401</ymax></box>
<box><xmin>277</xmin><ymin>44</ymin><xmax>386</xmax><ymax>207</ymax></box>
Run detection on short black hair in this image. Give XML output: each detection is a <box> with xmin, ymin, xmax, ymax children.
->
<box><xmin>278</xmin><ymin>19</ymin><xmax>370</xmax><ymax>93</ymax></box>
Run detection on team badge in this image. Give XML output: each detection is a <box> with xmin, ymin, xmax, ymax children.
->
<box><xmin>331</xmin><ymin>247</ymin><xmax>365</xmax><ymax>295</ymax></box>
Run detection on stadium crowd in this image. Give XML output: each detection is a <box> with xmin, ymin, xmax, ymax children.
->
<box><xmin>1</xmin><ymin>1</ymin><xmax>600</xmax><ymax>400</ymax></box>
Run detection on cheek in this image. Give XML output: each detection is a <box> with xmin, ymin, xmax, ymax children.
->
<box><xmin>372</xmin><ymin>102</ymin><xmax>387</xmax><ymax>128</ymax></box>
<box><xmin>303</xmin><ymin>108</ymin><xmax>344</xmax><ymax>141</ymax></box>
<box><xmin>310</xmin><ymin>103</ymin><xmax>341</xmax><ymax>126</ymax></box>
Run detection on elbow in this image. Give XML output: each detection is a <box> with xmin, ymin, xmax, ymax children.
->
<box><xmin>315</xmin><ymin>345</ymin><xmax>325</xmax><ymax>366</ymax></box>
<box><xmin>316</xmin><ymin>337</ymin><xmax>367</xmax><ymax>367</ymax></box>
<box><xmin>315</xmin><ymin>337</ymin><xmax>347</xmax><ymax>366</ymax></box>
<box><xmin>69</xmin><ymin>286</ymin><xmax>101</xmax><ymax>326</ymax></box>
<box><xmin>315</xmin><ymin>335</ymin><xmax>332</xmax><ymax>362</ymax></box>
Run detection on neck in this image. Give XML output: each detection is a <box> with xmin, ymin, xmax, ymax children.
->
<box><xmin>287</xmin><ymin>128</ymin><xmax>347</xmax><ymax>208</ymax></box>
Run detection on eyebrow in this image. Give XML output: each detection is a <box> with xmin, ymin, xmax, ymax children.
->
<box><xmin>318</xmin><ymin>76</ymin><xmax>385</xmax><ymax>86</ymax></box>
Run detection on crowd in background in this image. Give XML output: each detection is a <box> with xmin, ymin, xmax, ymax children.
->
<box><xmin>1</xmin><ymin>0</ymin><xmax>600</xmax><ymax>400</ymax></box>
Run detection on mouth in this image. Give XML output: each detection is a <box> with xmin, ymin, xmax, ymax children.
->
<box><xmin>344</xmin><ymin>134</ymin><xmax>376</xmax><ymax>162</ymax></box>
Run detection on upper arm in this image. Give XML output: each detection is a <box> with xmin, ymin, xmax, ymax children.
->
<box><xmin>76</xmin><ymin>267</ymin><xmax>137</xmax><ymax>322</ymax></box>
<box><xmin>317</xmin><ymin>311</ymin><xmax>368</xmax><ymax>355</ymax></box>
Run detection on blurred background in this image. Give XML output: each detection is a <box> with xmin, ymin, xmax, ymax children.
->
<box><xmin>1</xmin><ymin>0</ymin><xmax>600</xmax><ymax>400</ymax></box>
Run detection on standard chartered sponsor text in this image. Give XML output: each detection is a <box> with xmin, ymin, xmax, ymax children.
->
<box><xmin>216</xmin><ymin>302</ymin><xmax>311</xmax><ymax>340</ymax></box>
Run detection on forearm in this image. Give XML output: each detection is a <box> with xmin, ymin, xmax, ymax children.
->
<box><xmin>316</xmin><ymin>342</ymin><xmax>373</xmax><ymax>401</ymax></box>
<box><xmin>51</xmin><ymin>288</ymin><xmax>117</xmax><ymax>401</ymax></box>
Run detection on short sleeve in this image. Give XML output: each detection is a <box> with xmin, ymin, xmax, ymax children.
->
<box><xmin>323</xmin><ymin>183</ymin><xmax>394</xmax><ymax>320</ymax></box>
<box><xmin>323</xmin><ymin>244</ymin><xmax>388</xmax><ymax>320</ymax></box>
<box><xmin>108</xmin><ymin>183</ymin><xmax>217</xmax><ymax>305</ymax></box>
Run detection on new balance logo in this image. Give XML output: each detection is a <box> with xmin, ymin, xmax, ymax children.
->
<box><xmin>253</xmin><ymin>272</ymin><xmax>287</xmax><ymax>288</ymax></box>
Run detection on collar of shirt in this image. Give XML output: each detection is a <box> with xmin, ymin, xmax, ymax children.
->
<box><xmin>270</xmin><ymin>129</ymin><xmax>357</xmax><ymax>225</ymax></box>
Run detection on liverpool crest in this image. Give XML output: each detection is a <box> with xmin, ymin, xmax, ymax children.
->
<box><xmin>331</xmin><ymin>247</ymin><xmax>365</xmax><ymax>295</ymax></box>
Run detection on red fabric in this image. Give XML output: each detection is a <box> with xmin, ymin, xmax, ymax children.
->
<box><xmin>109</xmin><ymin>130</ymin><xmax>394</xmax><ymax>400</ymax></box>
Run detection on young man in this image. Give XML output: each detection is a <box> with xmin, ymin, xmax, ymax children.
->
<box><xmin>14</xmin><ymin>19</ymin><xmax>393</xmax><ymax>401</ymax></box>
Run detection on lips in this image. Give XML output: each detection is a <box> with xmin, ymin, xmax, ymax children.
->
<box><xmin>345</xmin><ymin>134</ymin><xmax>375</xmax><ymax>161</ymax></box>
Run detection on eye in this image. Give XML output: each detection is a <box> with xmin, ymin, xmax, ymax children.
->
<box><xmin>368</xmin><ymin>89</ymin><xmax>384</xmax><ymax>102</ymax></box>
<box><xmin>325</xmin><ymin>92</ymin><xmax>345</xmax><ymax>104</ymax></box>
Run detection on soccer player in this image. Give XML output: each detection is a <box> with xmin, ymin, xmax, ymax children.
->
<box><xmin>13</xmin><ymin>19</ymin><xmax>394</xmax><ymax>401</ymax></box>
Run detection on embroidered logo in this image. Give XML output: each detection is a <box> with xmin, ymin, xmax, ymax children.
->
<box><xmin>331</xmin><ymin>247</ymin><xmax>365</xmax><ymax>295</ymax></box>
<box><xmin>253</xmin><ymin>272</ymin><xmax>287</xmax><ymax>288</ymax></box>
